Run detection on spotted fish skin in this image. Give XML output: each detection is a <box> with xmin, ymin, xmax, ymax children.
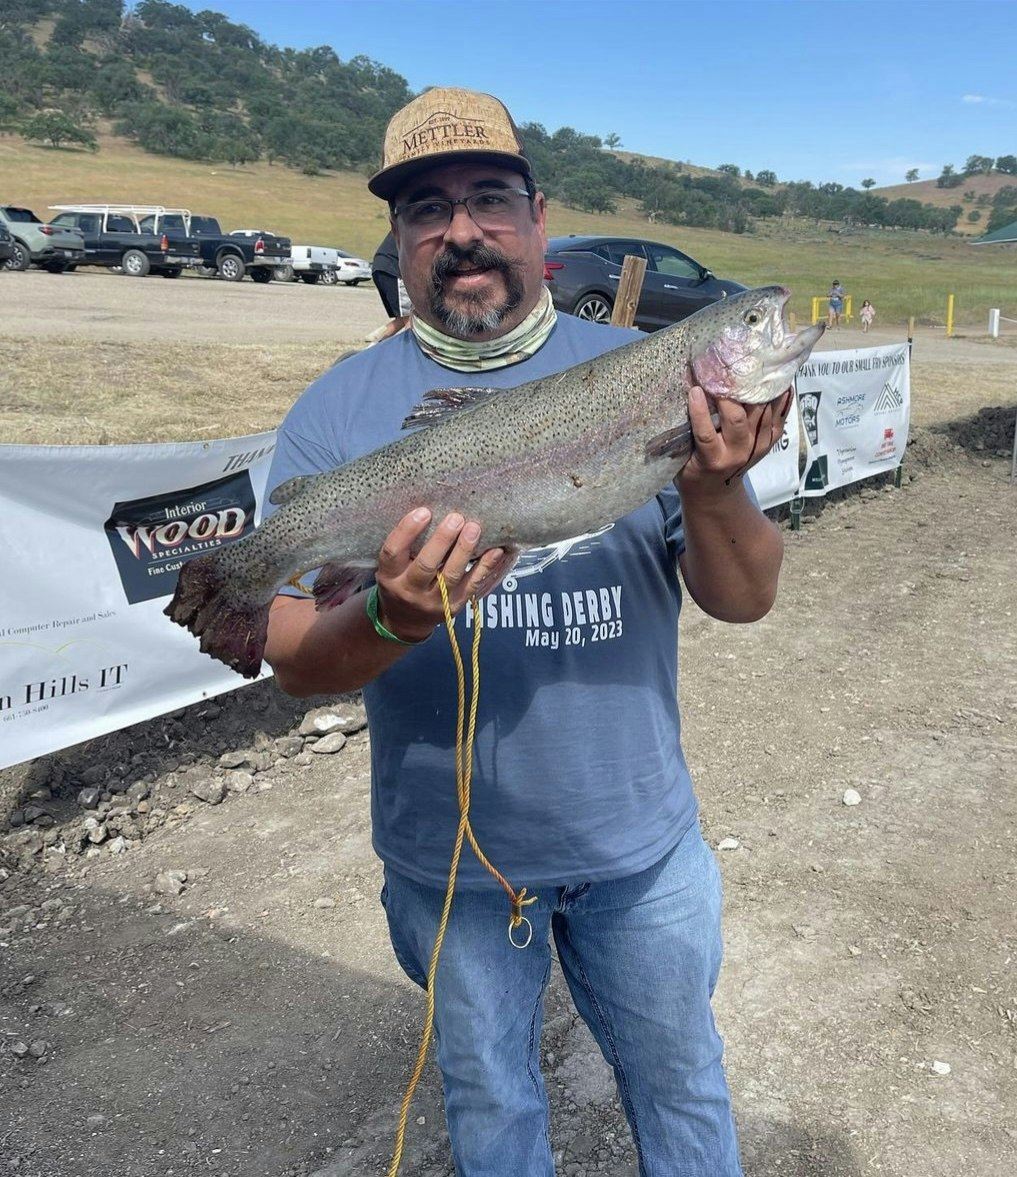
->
<box><xmin>165</xmin><ymin>286</ymin><xmax>824</xmax><ymax>677</ymax></box>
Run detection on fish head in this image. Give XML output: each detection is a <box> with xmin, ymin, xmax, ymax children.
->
<box><xmin>688</xmin><ymin>286</ymin><xmax>826</xmax><ymax>405</ymax></box>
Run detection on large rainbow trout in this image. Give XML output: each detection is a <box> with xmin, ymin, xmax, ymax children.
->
<box><xmin>166</xmin><ymin>286</ymin><xmax>823</xmax><ymax>678</ymax></box>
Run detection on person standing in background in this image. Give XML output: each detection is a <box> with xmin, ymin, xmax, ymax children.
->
<box><xmin>859</xmin><ymin>299</ymin><xmax>875</xmax><ymax>332</ymax></box>
<box><xmin>371</xmin><ymin>230</ymin><xmax>412</xmax><ymax>340</ymax></box>
<box><xmin>827</xmin><ymin>280</ymin><xmax>846</xmax><ymax>329</ymax></box>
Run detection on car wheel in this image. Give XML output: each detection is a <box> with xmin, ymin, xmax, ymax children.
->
<box><xmin>122</xmin><ymin>249</ymin><xmax>151</xmax><ymax>277</ymax></box>
<box><xmin>319</xmin><ymin>268</ymin><xmax>338</xmax><ymax>286</ymax></box>
<box><xmin>160</xmin><ymin>267</ymin><xmax>182</xmax><ymax>278</ymax></box>
<box><xmin>274</xmin><ymin>264</ymin><xmax>294</xmax><ymax>282</ymax></box>
<box><xmin>42</xmin><ymin>261</ymin><xmax>68</xmax><ymax>273</ymax></box>
<box><xmin>572</xmin><ymin>293</ymin><xmax>613</xmax><ymax>325</ymax></box>
<box><xmin>217</xmin><ymin>254</ymin><xmax>245</xmax><ymax>282</ymax></box>
<box><xmin>64</xmin><ymin>264</ymin><xmax>77</xmax><ymax>272</ymax></box>
<box><xmin>7</xmin><ymin>241</ymin><xmax>31</xmax><ymax>271</ymax></box>
<box><xmin>299</xmin><ymin>273</ymin><xmax>320</xmax><ymax>285</ymax></box>
<box><xmin>249</xmin><ymin>268</ymin><xmax>273</xmax><ymax>284</ymax></box>
<box><xmin>348</xmin><ymin>279</ymin><xmax>363</xmax><ymax>286</ymax></box>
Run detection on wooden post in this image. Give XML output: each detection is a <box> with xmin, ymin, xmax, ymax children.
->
<box><xmin>946</xmin><ymin>293</ymin><xmax>955</xmax><ymax>337</ymax></box>
<box><xmin>610</xmin><ymin>255</ymin><xmax>647</xmax><ymax>328</ymax></box>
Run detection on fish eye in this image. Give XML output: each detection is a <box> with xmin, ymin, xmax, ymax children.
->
<box><xmin>743</xmin><ymin>310</ymin><xmax>761</xmax><ymax>325</ymax></box>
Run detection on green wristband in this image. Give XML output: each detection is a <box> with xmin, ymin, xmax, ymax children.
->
<box><xmin>365</xmin><ymin>584</ymin><xmax>426</xmax><ymax>647</ymax></box>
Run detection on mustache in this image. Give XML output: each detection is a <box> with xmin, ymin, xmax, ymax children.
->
<box><xmin>430</xmin><ymin>243</ymin><xmax>518</xmax><ymax>285</ymax></box>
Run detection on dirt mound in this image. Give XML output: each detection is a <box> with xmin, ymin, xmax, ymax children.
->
<box><xmin>934</xmin><ymin>403</ymin><xmax>1016</xmax><ymax>455</ymax></box>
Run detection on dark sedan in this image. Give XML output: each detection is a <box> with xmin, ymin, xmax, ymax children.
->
<box><xmin>0</xmin><ymin>222</ymin><xmax>13</xmax><ymax>267</ymax></box>
<box><xmin>543</xmin><ymin>235</ymin><xmax>746</xmax><ymax>331</ymax></box>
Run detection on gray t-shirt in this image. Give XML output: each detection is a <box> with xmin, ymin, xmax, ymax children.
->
<box><xmin>267</xmin><ymin>316</ymin><xmax>699</xmax><ymax>888</ymax></box>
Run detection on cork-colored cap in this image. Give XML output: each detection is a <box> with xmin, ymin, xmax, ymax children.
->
<box><xmin>369</xmin><ymin>87</ymin><xmax>533</xmax><ymax>200</ymax></box>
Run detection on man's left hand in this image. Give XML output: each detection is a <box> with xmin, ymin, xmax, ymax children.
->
<box><xmin>678</xmin><ymin>385</ymin><xmax>793</xmax><ymax>491</ymax></box>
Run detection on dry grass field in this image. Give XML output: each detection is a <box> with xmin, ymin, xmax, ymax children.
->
<box><xmin>2</xmin><ymin>265</ymin><xmax>1014</xmax><ymax>449</ymax></box>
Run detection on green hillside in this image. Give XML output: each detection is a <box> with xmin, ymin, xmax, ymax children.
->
<box><xmin>6</xmin><ymin>0</ymin><xmax>1015</xmax><ymax>239</ymax></box>
<box><xmin>2</xmin><ymin>0</ymin><xmax>1015</xmax><ymax>328</ymax></box>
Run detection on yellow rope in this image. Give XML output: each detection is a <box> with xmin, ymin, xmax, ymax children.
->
<box><xmin>385</xmin><ymin>572</ymin><xmax>536</xmax><ymax>1176</ymax></box>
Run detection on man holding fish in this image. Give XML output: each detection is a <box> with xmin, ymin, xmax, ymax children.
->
<box><xmin>256</xmin><ymin>89</ymin><xmax>809</xmax><ymax>1175</ymax></box>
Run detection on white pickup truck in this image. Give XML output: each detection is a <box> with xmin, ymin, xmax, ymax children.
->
<box><xmin>288</xmin><ymin>245</ymin><xmax>371</xmax><ymax>286</ymax></box>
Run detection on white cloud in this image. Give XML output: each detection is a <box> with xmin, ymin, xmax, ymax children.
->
<box><xmin>962</xmin><ymin>93</ymin><xmax>1014</xmax><ymax>107</ymax></box>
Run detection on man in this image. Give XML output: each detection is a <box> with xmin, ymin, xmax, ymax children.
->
<box><xmin>264</xmin><ymin>88</ymin><xmax>788</xmax><ymax>1176</ymax></box>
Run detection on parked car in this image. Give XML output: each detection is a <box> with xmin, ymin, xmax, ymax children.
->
<box><xmin>332</xmin><ymin>249</ymin><xmax>371</xmax><ymax>286</ymax></box>
<box><xmin>287</xmin><ymin>245</ymin><xmax>372</xmax><ymax>286</ymax></box>
<box><xmin>0</xmin><ymin>205</ymin><xmax>85</xmax><ymax>272</ymax></box>
<box><xmin>0</xmin><ymin>222</ymin><xmax>14</xmax><ymax>268</ymax></box>
<box><xmin>48</xmin><ymin>205</ymin><xmax>200</xmax><ymax>276</ymax></box>
<box><xmin>543</xmin><ymin>235</ymin><xmax>746</xmax><ymax>331</ymax></box>
<box><xmin>134</xmin><ymin>215</ymin><xmax>291</xmax><ymax>282</ymax></box>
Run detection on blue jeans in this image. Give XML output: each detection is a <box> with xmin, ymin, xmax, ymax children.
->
<box><xmin>380</xmin><ymin>821</ymin><xmax>742</xmax><ymax>1176</ymax></box>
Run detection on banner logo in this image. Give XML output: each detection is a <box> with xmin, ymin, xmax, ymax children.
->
<box><xmin>873</xmin><ymin>427</ymin><xmax>897</xmax><ymax>461</ymax></box>
<box><xmin>874</xmin><ymin>383</ymin><xmax>904</xmax><ymax>413</ymax></box>
<box><xmin>104</xmin><ymin>470</ymin><xmax>257</xmax><ymax>604</ymax></box>
<box><xmin>799</xmin><ymin>390</ymin><xmax>822</xmax><ymax>446</ymax></box>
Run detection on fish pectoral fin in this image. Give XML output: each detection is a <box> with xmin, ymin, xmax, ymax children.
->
<box><xmin>401</xmin><ymin>386</ymin><xmax>501</xmax><ymax>431</ymax></box>
<box><xmin>645</xmin><ymin>423</ymin><xmax>695</xmax><ymax>462</ymax></box>
<box><xmin>269</xmin><ymin>473</ymin><xmax>314</xmax><ymax>507</ymax></box>
<box><xmin>312</xmin><ymin>564</ymin><xmax>373</xmax><ymax>610</ymax></box>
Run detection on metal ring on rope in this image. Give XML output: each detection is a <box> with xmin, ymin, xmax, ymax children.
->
<box><xmin>509</xmin><ymin>915</ymin><xmax>533</xmax><ymax>950</ymax></box>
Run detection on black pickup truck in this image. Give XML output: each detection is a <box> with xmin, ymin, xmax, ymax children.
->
<box><xmin>47</xmin><ymin>205</ymin><xmax>200</xmax><ymax>277</ymax></box>
<box><xmin>137</xmin><ymin>211</ymin><xmax>291</xmax><ymax>282</ymax></box>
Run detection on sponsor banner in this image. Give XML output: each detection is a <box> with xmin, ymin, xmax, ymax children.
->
<box><xmin>0</xmin><ymin>435</ymin><xmax>276</xmax><ymax>770</ymax></box>
<box><xmin>0</xmin><ymin>348</ymin><xmax>909</xmax><ymax>770</ymax></box>
<box><xmin>796</xmin><ymin>343</ymin><xmax>910</xmax><ymax>497</ymax></box>
<box><xmin>746</xmin><ymin>393</ymin><xmax>801</xmax><ymax>511</ymax></box>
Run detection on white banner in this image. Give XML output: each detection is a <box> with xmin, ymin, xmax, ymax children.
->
<box><xmin>0</xmin><ymin>435</ymin><xmax>276</xmax><ymax>770</ymax></box>
<box><xmin>0</xmin><ymin>349</ymin><xmax>911</xmax><ymax>770</ymax></box>
<box><xmin>747</xmin><ymin>393</ymin><xmax>801</xmax><ymax>512</ymax></box>
<box><xmin>795</xmin><ymin>344</ymin><xmax>911</xmax><ymax>497</ymax></box>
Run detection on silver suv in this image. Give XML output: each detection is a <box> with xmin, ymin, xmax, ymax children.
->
<box><xmin>0</xmin><ymin>205</ymin><xmax>85</xmax><ymax>272</ymax></box>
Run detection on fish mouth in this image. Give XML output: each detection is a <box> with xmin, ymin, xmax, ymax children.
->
<box><xmin>775</xmin><ymin>287</ymin><xmax>826</xmax><ymax>356</ymax></box>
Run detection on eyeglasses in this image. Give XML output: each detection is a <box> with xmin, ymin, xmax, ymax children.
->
<box><xmin>393</xmin><ymin>188</ymin><xmax>532</xmax><ymax>234</ymax></box>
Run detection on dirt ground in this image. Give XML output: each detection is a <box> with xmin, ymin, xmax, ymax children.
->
<box><xmin>1</xmin><ymin>270</ymin><xmax>1016</xmax><ymax>1177</ymax></box>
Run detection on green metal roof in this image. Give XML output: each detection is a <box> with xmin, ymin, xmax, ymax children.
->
<box><xmin>971</xmin><ymin>219</ymin><xmax>1017</xmax><ymax>244</ymax></box>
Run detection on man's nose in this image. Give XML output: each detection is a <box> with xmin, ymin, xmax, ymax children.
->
<box><xmin>442</xmin><ymin>200</ymin><xmax>484</xmax><ymax>247</ymax></box>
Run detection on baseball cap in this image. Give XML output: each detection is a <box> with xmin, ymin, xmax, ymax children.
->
<box><xmin>369</xmin><ymin>87</ymin><xmax>534</xmax><ymax>200</ymax></box>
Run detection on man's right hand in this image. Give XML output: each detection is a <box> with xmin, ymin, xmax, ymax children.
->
<box><xmin>373</xmin><ymin>508</ymin><xmax>510</xmax><ymax>642</ymax></box>
<box><xmin>265</xmin><ymin>509</ymin><xmax>511</xmax><ymax>697</ymax></box>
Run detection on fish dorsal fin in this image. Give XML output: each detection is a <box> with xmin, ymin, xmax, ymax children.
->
<box><xmin>401</xmin><ymin>386</ymin><xmax>501</xmax><ymax>431</ymax></box>
<box><xmin>269</xmin><ymin>473</ymin><xmax>313</xmax><ymax>507</ymax></box>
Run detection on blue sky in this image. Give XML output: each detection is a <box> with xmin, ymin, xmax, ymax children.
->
<box><xmin>194</xmin><ymin>0</ymin><xmax>1015</xmax><ymax>189</ymax></box>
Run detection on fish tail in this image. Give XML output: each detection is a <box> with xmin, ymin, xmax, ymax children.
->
<box><xmin>164</xmin><ymin>553</ymin><xmax>271</xmax><ymax>680</ymax></box>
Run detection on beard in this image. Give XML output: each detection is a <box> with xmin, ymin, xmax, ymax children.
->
<box><xmin>428</xmin><ymin>243</ymin><xmax>526</xmax><ymax>336</ymax></box>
